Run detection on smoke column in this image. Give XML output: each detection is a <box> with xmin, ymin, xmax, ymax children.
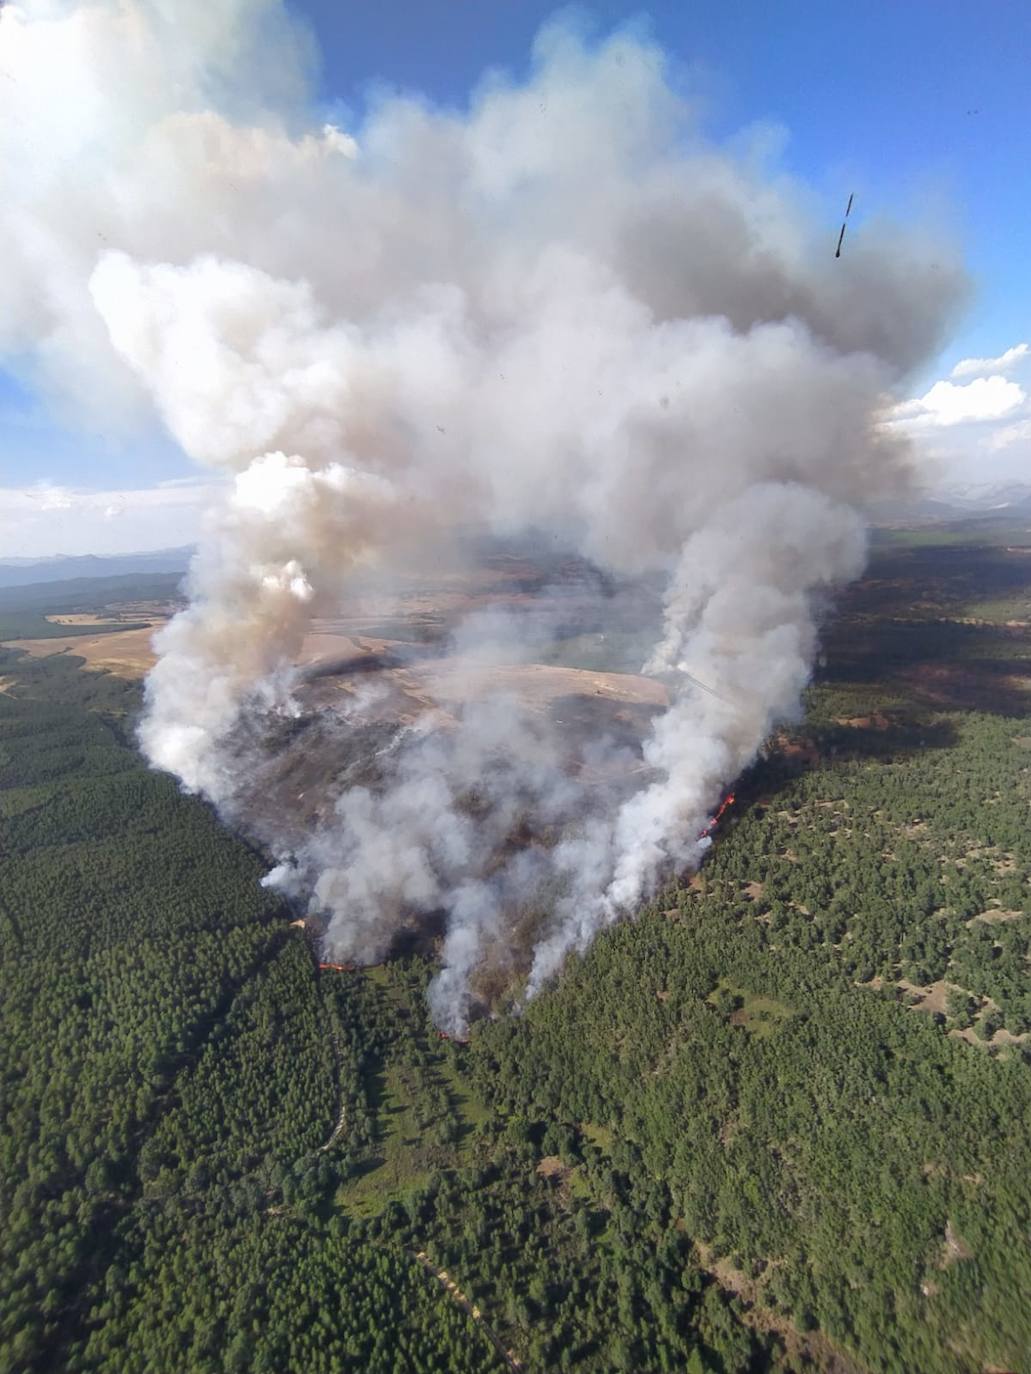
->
<box><xmin>0</xmin><ymin>1</ymin><xmax>966</xmax><ymax>1029</ymax></box>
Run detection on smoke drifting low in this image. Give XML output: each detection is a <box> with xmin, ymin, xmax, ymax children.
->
<box><xmin>1</xmin><ymin>1</ymin><xmax>966</xmax><ymax>1029</ymax></box>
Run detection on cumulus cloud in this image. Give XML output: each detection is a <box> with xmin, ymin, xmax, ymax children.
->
<box><xmin>891</xmin><ymin>375</ymin><xmax>1025</xmax><ymax>428</ymax></box>
<box><xmin>0</xmin><ymin>478</ymin><xmax>218</xmax><ymax>556</ymax></box>
<box><xmin>986</xmin><ymin>418</ymin><xmax>1031</xmax><ymax>453</ymax></box>
<box><xmin>30</xmin><ymin>483</ymin><xmax>76</xmax><ymax>512</ymax></box>
<box><xmin>889</xmin><ymin>340</ymin><xmax>1031</xmax><ymax>484</ymax></box>
<box><xmin>951</xmin><ymin>342</ymin><xmax>1029</xmax><ymax>378</ymax></box>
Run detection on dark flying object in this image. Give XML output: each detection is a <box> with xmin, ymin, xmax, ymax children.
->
<box><xmin>835</xmin><ymin>193</ymin><xmax>854</xmax><ymax>258</ymax></box>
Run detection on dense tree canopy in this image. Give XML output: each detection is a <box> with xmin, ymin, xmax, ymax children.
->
<box><xmin>3</xmin><ymin>533</ymin><xmax>1031</xmax><ymax>1372</ymax></box>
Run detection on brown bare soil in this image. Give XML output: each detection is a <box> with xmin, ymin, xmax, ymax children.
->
<box><xmin>535</xmin><ymin>1155</ymin><xmax>569</xmax><ymax>1180</ymax></box>
<box><xmin>7</xmin><ymin>624</ymin><xmax>165</xmax><ymax>676</ymax></box>
<box><xmin>949</xmin><ymin>1023</ymin><xmax>1031</xmax><ymax>1049</ymax></box>
<box><xmin>412</xmin><ymin>659</ymin><xmax>668</xmax><ymax>709</ymax></box>
<box><xmin>7</xmin><ymin>614</ymin><xmax>666</xmax><ymax>723</ymax></box>
<box><xmin>412</xmin><ymin>1250</ymin><xmax>523</xmax><ymax>1373</ymax></box>
<box><xmin>940</xmin><ymin>1219</ymin><xmax>974</xmax><ymax>1268</ymax></box>
<box><xmin>694</xmin><ymin>1242</ymin><xmax>868</xmax><ymax>1374</ymax></box>
<box><xmin>971</xmin><ymin>908</ymin><xmax>1024</xmax><ymax>924</ymax></box>
<box><xmin>297</xmin><ymin>631</ymin><xmax>400</xmax><ymax>665</ymax></box>
<box><xmin>897</xmin><ymin>979</ymin><xmax>951</xmax><ymax>1016</ymax></box>
<box><xmin>833</xmin><ymin>712</ymin><xmax>891</xmax><ymax>730</ymax></box>
<box><xmin>771</xmin><ymin>732</ymin><xmax>822</xmax><ymax>765</ymax></box>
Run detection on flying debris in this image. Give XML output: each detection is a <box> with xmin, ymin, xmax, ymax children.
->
<box><xmin>835</xmin><ymin>193</ymin><xmax>854</xmax><ymax>258</ymax></box>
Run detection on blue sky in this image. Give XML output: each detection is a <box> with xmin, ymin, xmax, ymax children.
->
<box><xmin>2</xmin><ymin>0</ymin><xmax>1029</xmax><ymax>554</ymax></box>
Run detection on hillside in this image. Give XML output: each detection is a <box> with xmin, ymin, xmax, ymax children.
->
<box><xmin>2</xmin><ymin>528</ymin><xmax>1031</xmax><ymax>1372</ymax></box>
<box><xmin>0</xmin><ymin>549</ymin><xmax>192</xmax><ymax>591</ymax></box>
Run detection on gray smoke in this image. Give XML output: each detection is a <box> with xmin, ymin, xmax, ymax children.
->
<box><xmin>1</xmin><ymin>1</ymin><xmax>966</xmax><ymax>1030</ymax></box>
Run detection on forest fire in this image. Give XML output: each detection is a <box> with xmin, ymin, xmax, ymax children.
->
<box><xmin>13</xmin><ymin>0</ymin><xmax>959</xmax><ymax>1042</ymax></box>
<box><xmin>699</xmin><ymin>791</ymin><xmax>736</xmax><ymax>840</ymax></box>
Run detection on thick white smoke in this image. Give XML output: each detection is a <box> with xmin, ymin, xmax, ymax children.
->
<box><xmin>1</xmin><ymin>0</ymin><xmax>966</xmax><ymax>1029</ymax></box>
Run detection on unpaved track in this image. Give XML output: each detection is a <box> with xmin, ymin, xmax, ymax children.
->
<box><xmin>413</xmin><ymin>1250</ymin><xmax>524</xmax><ymax>1373</ymax></box>
<box><xmin>317</xmin><ymin>999</ymin><xmax>348</xmax><ymax>1153</ymax></box>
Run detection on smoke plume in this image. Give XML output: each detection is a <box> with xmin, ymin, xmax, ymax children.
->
<box><xmin>1</xmin><ymin>1</ymin><xmax>966</xmax><ymax>1029</ymax></box>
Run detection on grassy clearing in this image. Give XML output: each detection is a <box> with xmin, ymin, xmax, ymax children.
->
<box><xmin>959</xmin><ymin>593</ymin><xmax>1031</xmax><ymax>623</ymax></box>
<box><xmin>362</xmin><ymin>963</ymin><xmax>392</xmax><ymax>987</ymax></box>
<box><xmin>731</xmin><ymin>995</ymin><xmax>795</xmax><ymax>1037</ymax></box>
<box><xmin>338</xmin><ymin>1158</ymin><xmax>434</xmax><ymax>1219</ymax></box>
<box><xmin>0</xmin><ymin>780</ymin><xmax>62</xmax><ymax>819</ymax></box>
<box><xmin>337</xmin><ymin>1053</ymin><xmax>438</xmax><ymax>1218</ymax></box>
<box><xmin>336</xmin><ymin>965</ymin><xmax>493</xmax><ymax>1219</ymax></box>
<box><xmin>439</xmin><ymin>1055</ymin><xmax>492</xmax><ymax>1136</ymax></box>
<box><xmin>707</xmin><ymin>980</ymin><xmax>795</xmax><ymax>1037</ymax></box>
<box><xmin>580</xmin><ymin>1122</ymin><xmax>615</xmax><ymax>1152</ymax></box>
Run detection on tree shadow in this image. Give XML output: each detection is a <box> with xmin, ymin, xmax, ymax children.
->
<box><xmin>821</xmin><ymin>613</ymin><xmax>1031</xmax><ymax>716</ymax></box>
<box><xmin>734</xmin><ymin>712</ymin><xmax>962</xmax><ymax>814</ymax></box>
<box><xmin>345</xmin><ymin>1154</ymin><xmax>386</xmax><ymax>1183</ymax></box>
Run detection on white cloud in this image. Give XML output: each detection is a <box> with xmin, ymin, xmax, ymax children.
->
<box><xmin>883</xmin><ymin>342</ymin><xmax>1031</xmax><ymax>485</ymax></box>
<box><xmin>31</xmin><ymin>483</ymin><xmax>75</xmax><ymax>511</ymax></box>
<box><xmin>951</xmin><ymin>342</ymin><xmax>1029</xmax><ymax>378</ymax></box>
<box><xmin>0</xmin><ymin>478</ymin><xmax>222</xmax><ymax>557</ymax></box>
<box><xmin>891</xmin><ymin>375</ymin><xmax>1026</xmax><ymax>428</ymax></box>
<box><xmin>986</xmin><ymin>418</ymin><xmax>1031</xmax><ymax>453</ymax></box>
<box><xmin>321</xmin><ymin>123</ymin><xmax>358</xmax><ymax>158</ymax></box>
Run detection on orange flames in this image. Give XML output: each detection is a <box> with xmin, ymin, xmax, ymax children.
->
<box><xmin>699</xmin><ymin>791</ymin><xmax>735</xmax><ymax>840</ymax></box>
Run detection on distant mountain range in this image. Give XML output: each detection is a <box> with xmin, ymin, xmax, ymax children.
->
<box><xmin>937</xmin><ymin>481</ymin><xmax>1031</xmax><ymax>513</ymax></box>
<box><xmin>4</xmin><ymin>483</ymin><xmax>1031</xmax><ymax>589</ymax></box>
<box><xmin>873</xmin><ymin>482</ymin><xmax>1031</xmax><ymax>525</ymax></box>
<box><xmin>0</xmin><ymin>546</ymin><xmax>193</xmax><ymax>591</ymax></box>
